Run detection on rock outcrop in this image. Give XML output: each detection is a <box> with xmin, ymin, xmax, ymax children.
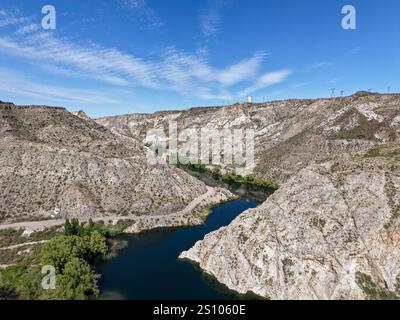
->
<box><xmin>180</xmin><ymin>141</ymin><xmax>400</xmax><ymax>300</ymax></box>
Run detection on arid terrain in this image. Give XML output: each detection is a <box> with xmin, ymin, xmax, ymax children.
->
<box><xmin>180</xmin><ymin>140</ymin><xmax>400</xmax><ymax>299</ymax></box>
<box><xmin>100</xmin><ymin>91</ymin><xmax>400</xmax><ymax>299</ymax></box>
<box><xmin>0</xmin><ymin>103</ymin><xmax>231</xmax><ymax>227</ymax></box>
<box><xmin>1</xmin><ymin>92</ymin><xmax>400</xmax><ymax>300</ymax></box>
<box><xmin>98</xmin><ymin>92</ymin><xmax>400</xmax><ymax>182</ymax></box>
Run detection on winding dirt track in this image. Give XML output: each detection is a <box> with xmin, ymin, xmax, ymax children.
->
<box><xmin>0</xmin><ymin>240</ymin><xmax>49</xmax><ymax>251</ymax></box>
<box><xmin>0</xmin><ymin>187</ymin><xmax>217</xmax><ymax>232</ymax></box>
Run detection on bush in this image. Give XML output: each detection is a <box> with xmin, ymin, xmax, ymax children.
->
<box><xmin>52</xmin><ymin>257</ymin><xmax>100</xmax><ymax>300</ymax></box>
<box><xmin>188</xmin><ymin>171</ymin><xmax>201</xmax><ymax>178</ymax></box>
<box><xmin>41</xmin><ymin>231</ymin><xmax>106</xmax><ymax>273</ymax></box>
<box><xmin>64</xmin><ymin>218</ymin><xmax>103</xmax><ymax>237</ymax></box>
<box><xmin>37</xmin><ymin>222</ymin><xmax>107</xmax><ymax>300</ymax></box>
<box><xmin>188</xmin><ymin>162</ymin><xmax>207</xmax><ymax>173</ymax></box>
<box><xmin>0</xmin><ymin>266</ymin><xmax>42</xmax><ymax>300</ymax></box>
<box><xmin>212</xmin><ymin>167</ymin><xmax>222</xmax><ymax>179</ymax></box>
<box><xmin>222</xmin><ymin>171</ymin><xmax>278</xmax><ymax>191</ymax></box>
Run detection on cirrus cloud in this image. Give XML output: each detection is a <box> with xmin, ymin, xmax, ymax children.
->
<box><xmin>242</xmin><ymin>70</ymin><xmax>292</xmax><ymax>96</ymax></box>
<box><xmin>0</xmin><ymin>8</ymin><xmax>291</xmax><ymax>103</ymax></box>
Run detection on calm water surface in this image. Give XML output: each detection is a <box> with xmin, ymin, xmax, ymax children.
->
<box><xmin>99</xmin><ymin>199</ymin><xmax>257</xmax><ymax>300</ymax></box>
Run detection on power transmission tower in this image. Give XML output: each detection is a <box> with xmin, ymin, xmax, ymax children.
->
<box><xmin>331</xmin><ymin>88</ymin><xmax>336</xmax><ymax>97</ymax></box>
<box><xmin>388</xmin><ymin>86</ymin><xmax>391</xmax><ymax>94</ymax></box>
<box><xmin>340</xmin><ymin>90</ymin><xmax>344</xmax><ymax>97</ymax></box>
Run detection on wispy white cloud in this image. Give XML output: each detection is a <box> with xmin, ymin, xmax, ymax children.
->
<box><xmin>0</xmin><ymin>9</ymin><xmax>28</xmax><ymax>27</ymax></box>
<box><xmin>241</xmin><ymin>70</ymin><xmax>292</xmax><ymax>96</ymax></box>
<box><xmin>0</xmin><ymin>9</ymin><xmax>291</xmax><ymax>103</ymax></box>
<box><xmin>217</xmin><ymin>52</ymin><xmax>268</xmax><ymax>86</ymax></box>
<box><xmin>305</xmin><ymin>61</ymin><xmax>333</xmax><ymax>72</ymax></box>
<box><xmin>157</xmin><ymin>48</ymin><xmax>267</xmax><ymax>91</ymax></box>
<box><xmin>16</xmin><ymin>23</ymin><xmax>40</xmax><ymax>35</ymax></box>
<box><xmin>119</xmin><ymin>0</ymin><xmax>163</xmax><ymax>29</ymax></box>
<box><xmin>0</xmin><ymin>33</ymin><xmax>159</xmax><ymax>88</ymax></box>
<box><xmin>200</xmin><ymin>0</ymin><xmax>226</xmax><ymax>41</ymax></box>
<box><xmin>0</xmin><ymin>68</ymin><xmax>119</xmax><ymax>104</ymax></box>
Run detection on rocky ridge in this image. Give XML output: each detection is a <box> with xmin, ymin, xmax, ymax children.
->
<box><xmin>180</xmin><ymin>141</ymin><xmax>400</xmax><ymax>299</ymax></box>
<box><xmin>97</xmin><ymin>92</ymin><xmax>400</xmax><ymax>183</ymax></box>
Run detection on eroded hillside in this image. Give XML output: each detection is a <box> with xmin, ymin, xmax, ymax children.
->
<box><xmin>0</xmin><ymin>103</ymin><xmax>209</xmax><ymax>223</ymax></box>
<box><xmin>97</xmin><ymin>92</ymin><xmax>400</xmax><ymax>182</ymax></box>
<box><xmin>180</xmin><ymin>141</ymin><xmax>400</xmax><ymax>300</ymax></box>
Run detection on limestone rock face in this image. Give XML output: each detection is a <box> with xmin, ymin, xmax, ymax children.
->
<box><xmin>97</xmin><ymin>93</ymin><xmax>400</xmax><ymax>183</ymax></box>
<box><xmin>180</xmin><ymin>142</ymin><xmax>400</xmax><ymax>300</ymax></box>
<box><xmin>0</xmin><ymin>104</ymin><xmax>206</xmax><ymax>222</ymax></box>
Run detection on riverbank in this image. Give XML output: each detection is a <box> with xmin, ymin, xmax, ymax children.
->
<box><xmin>176</xmin><ymin>163</ymin><xmax>278</xmax><ymax>204</ymax></box>
<box><xmin>98</xmin><ymin>199</ymin><xmax>258</xmax><ymax>299</ymax></box>
<box><xmin>0</xmin><ymin>183</ymin><xmax>267</xmax><ymax>300</ymax></box>
<box><xmin>0</xmin><ymin>186</ymin><xmax>237</xmax><ymax>300</ymax></box>
<box><xmin>122</xmin><ymin>187</ymin><xmax>237</xmax><ymax>233</ymax></box>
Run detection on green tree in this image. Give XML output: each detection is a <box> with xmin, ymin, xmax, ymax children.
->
<box><xmin>0</xmin><ymin>266</ymin><xmax>42</xmax><ymax>300</ymax></box>
<box><xmin>81</xmin><ymin>231</ymin><xmax>107</xmax><ymax>264</ymax></box>
<box><xmin>40</xmin><ymin>230</ymin><xmax>107</xmax><ymax>300</ymax></box>
<box><xmin>1</xmin><ymin>220</ymin><xmax>108</xmax><ymax>301</ymax></box>
<box><xmin>189</xmin><ymin>161</ymin><xmax>206</xmax><ymax>173</ymax></box>
<box><xmin>53</xmin><ymin>257</ymin><xmax>100</xmax><ymax>300</ymax></box>
<box><xmin>0</xmin><ymin>266</ymin><xmax>26</xmax><ymax>299</ymax></box>
<box><xmin>41</xmin><ymin>235</ymin><xmax>82</xmax><ymax>273</ymax></box>
<box><xmin>72</xmin><ymin>218</ymin><xmax>83</xmax><ymax>236</ymax></box>
<box><xmin>40</xmin><ymin>232</ymin><xmax>106</xmax><ymax>273</ymax></box>
<box><xmin>64</xmin><ymin>219</ymin><xmax>72</xmax><ymax>236</ymax></box>
<box><xmin>64</xmin><ymin>218</ymin><xmax>84</xmax><ymax>236</ymax></box>
<box><xmin>84</xmin><ymin>219</ymin><xmax>95</xmax><ymax>235</ymax></box>
<box><xmin>18</xmin><ymin>267</ymin><xmax>43</xmax><ymax>300</ymax></box>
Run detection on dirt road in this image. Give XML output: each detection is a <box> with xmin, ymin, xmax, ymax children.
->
<box><xmin>0</xmin><ymin>187</ymin><xmax>217</xmax><ymax>231</ymax></box>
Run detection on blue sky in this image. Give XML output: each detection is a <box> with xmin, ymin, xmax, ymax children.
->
<box><xmin>0</xmin><ymin>0</ymin><xmax>399</xmax><ymax>117</ymax></box>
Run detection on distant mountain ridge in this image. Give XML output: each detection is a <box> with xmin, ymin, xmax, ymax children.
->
<box><xmin>97</xmin><ymin>92</ymin><xmax>400</xmax><ymax>182</ymax></box>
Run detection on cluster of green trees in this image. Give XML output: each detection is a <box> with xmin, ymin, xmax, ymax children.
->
<box><xmin>176</xmin><ymin>158</ymin><xmax>278</xmax><ymax>192</ymax></box>
<box><xmin>0</xmin><ymin>265</ymin><xmax>42</xmax><ymax>300</ymax></box>
<box><xmin>186</xmin><ymin>162</ymin><xmax>207</xmax><ymax>173</ymax></box>
<box><xmin>41</xmin><ymin>219</ymin><xmax>107</xmax><ymax>300</ymax></box>
<box><xmin>64</xmin><ymin>218</ymin><xmax>103</xmax><ymax>237</ymax></box>
<box><xmin>221</xmin><ymin>172</ymin><xmax>279</xmax><ymax>191</ymax></box>
<box><xmin>175</xmin><ymin>157</ymin><xmax>207</xmax><ymax>178</ymax></box>
<box><xmin>0</xmin><ymin>219</ymin><xmax>108</xmax><ymax>300</ymax></box>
